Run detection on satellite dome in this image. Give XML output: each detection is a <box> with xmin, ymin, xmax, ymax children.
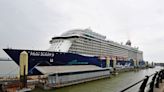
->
<box><xmin>126</xmin><ymin>40</ymin><xmax>131</xmax><ymax>46</ymax></box>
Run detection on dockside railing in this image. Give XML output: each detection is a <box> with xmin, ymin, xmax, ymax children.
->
<box><xmin>120</xmin><ymin>69</ymin><xmax>164</xmax><ymax>92</ymax></box>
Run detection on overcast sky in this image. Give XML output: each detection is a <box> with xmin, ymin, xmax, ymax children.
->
<box><xmin>0</xmin><ymin>0</ymin><xmax>164</xmax><ymax>62</ymax></box>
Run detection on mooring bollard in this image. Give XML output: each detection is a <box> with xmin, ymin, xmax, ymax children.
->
<box><xmin>139</xmin><ymin>76</ymin><xmax>149</xmax><ymax>92</ymax></box>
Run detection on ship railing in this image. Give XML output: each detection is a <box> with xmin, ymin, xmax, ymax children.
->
<box><xmin>120</xmin><ymin>69</ymin><xmax>164</xmax><ymax>92</ymax></box>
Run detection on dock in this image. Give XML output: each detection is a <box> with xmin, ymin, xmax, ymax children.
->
<box><xmin>154</xmin><ymin>80</ymin><xmax>164</xmax><ymax>92</ymax></box>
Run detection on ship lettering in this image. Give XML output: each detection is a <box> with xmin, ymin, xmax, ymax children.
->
<box><xmin>30</xmin><ymin>52</ymin><xmax>40</xmax><ymax>56</ymax></box>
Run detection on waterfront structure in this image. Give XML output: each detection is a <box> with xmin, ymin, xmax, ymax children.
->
<box><xmin>3</xmin><ymin>28</ymin><xmax>144</xmax><ymax>75</ymax></box>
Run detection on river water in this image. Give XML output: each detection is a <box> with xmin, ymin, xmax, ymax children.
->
<box><xmin>0</xmin><ymin>61</ymin><xmax>162</xmax><ymax>92</ymax></box>
<box><xmin>0</xmin><ymin>61</ymin><xmax>19</xmax><ymax>77</ymax></box>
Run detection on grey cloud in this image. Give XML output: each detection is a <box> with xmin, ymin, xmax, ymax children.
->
<box><xmin>0</xmin><ymin>0</ymin><xmax>164</xmax><ymax>62</ymax></box>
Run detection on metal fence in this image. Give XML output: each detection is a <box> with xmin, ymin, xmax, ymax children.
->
<box><xmin>120</xmin><ymin>69</ymin><xmax>164</xmax><ymax>92</ymax></box>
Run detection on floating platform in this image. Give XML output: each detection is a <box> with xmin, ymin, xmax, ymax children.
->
<box><xmin>35</xmin><ymin>65</ymin><xmax>111</xmax><ymax>89</ymax></box>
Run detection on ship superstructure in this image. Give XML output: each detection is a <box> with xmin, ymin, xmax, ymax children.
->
<box><xmin>48</xmin><ymin>28</ymin><xmax>143</xmax><ymax>62</ymax></box>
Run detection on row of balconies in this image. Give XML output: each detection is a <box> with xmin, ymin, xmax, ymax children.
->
<box><xmin>72</xmin><ymin>41</ymin><xmax>129</xmax><ymax>55</ymax></box>
<box><xmin>69</xmin><ymin>45</ymin><xmax>129</xmax><ymax>58</ymax></box>
<box><xmin>68</xmin><ymin>39</ymin><xmax>142</xmax><ymax>60</ymax></box>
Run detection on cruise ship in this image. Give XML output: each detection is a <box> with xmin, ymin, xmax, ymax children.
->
<box><xmin>3</xmin><ymin>28</ymin><xmax>144</xmax><ymax>75</ymax></box>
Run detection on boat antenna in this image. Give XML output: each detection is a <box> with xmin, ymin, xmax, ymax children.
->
<box><xmin>126</xmin><ymin>30</ymin><xmax>132</xmax><ymax>46</ymax></box>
